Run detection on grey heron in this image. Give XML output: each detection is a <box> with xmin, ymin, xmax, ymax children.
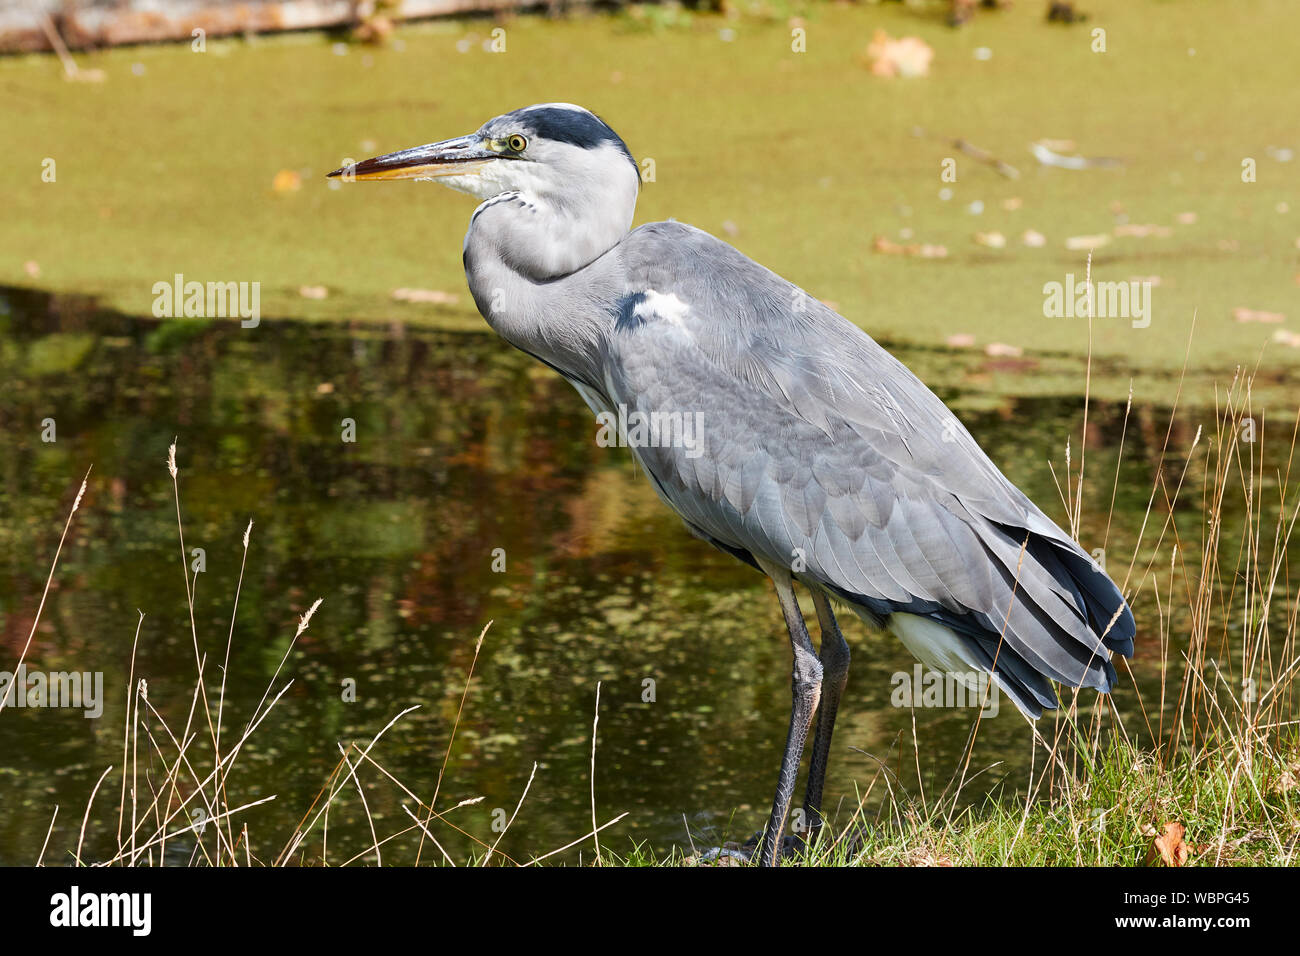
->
<box><xmin>329</xmin><ymin>104</ymin><xmax>1136</xmax><ymax>867</ymax></box>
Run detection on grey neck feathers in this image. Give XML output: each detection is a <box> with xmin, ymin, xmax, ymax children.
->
<box><xmin>463</xmin><ymin>185</ymin><xmax>634</xmax><ymax>390</ymax></box>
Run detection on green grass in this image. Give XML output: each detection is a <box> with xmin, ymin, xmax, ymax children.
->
<box><xmin>606</xmin><ymin>738</ymin><xmax>1300</xmax><ymax>866</ymax></box>
<box><xmin>3</xmin><ymin>0</ymin><xmax>1299</xmax><ymax>405</ymax></box>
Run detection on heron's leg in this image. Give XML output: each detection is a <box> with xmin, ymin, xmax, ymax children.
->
<box><xmin>756</xmin><ymin>566</ymin><xmax>822</xmax><ymax>867</ymax></box>
<box><xmin>802</xmin><ymin>590</ymin><xmax>850</xmax><ymax>842</ymax></box>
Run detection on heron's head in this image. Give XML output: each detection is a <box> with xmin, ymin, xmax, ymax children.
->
<box><xmin>331</xmin><ymin>104</ymin><xmax>640</xmax><ymax>278</ymax></box>
<box><xmin>328</xmin><ymin>103</ymin><xmax>639</xmax><ymax>203</ymax></box>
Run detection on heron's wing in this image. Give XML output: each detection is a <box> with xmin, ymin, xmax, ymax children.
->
<box><xmin>602</xmin><ymin>223</ymin><xmax>1134</xmax><ymax>713</ymax></box>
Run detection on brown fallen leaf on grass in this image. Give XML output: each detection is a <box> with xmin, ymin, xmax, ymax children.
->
<box><xmin>905</xmin><ymin>844</ymin><xmax>954</xmax><ymax>867</ymax></box>
<box><xmin>1146</xmin><ymin>822</ymin><xmax>1190</xmax><ymax>867</ymax></box>
<box><xmin>1233</xmin><ymin>307</ymin><xmax>1286</xmax><ymax>324</ymax></box>
<box><xmin>1270</xmin><ymin>763</ymin><xmax>1300</xmax><ymax>794</ymax></box>
<box><xmin>873</xmin><ymin>236</ymin><xmax>948</xmax><ymax>258</ymax></box>
<box><xmin>392</xmin><ymin>288</ymin><xmax>460</xmax><ymax>305</ymax></box>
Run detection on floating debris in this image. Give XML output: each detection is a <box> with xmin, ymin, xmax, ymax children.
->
<box><xmin>392</xmin><ymin>288</ymin><xmax>460</xmax><ymax>305</ymax></box>
<box><xmin>1115</xmin><ymin>223</ymin><xmax>1173</xmax><ymax>238</ymax></box>
<box><xmin>984</xmin><ymin>342</ymin><xmax>1024</xmax><ymax>358</ymax></box>
<box><xmin>873</xmin><ymin>236</ymin><xmax>948</xmax><ymax>258</ymax></box>
<box><xmin>272</xmin><ymin>169</ymin><xmax>302</xmax><ymax>193</ymax></box>
<box><xmin>1031</xmin><ymin>141</ymin><xmax>1123</xmax><ymax>170</ymax></box>
<box><xmin>1232</xmin><ymin>307</ymin><xmax>1286</xmax><ymax>324</ymax></box>
<box><xmin>863</xmin><ymin>30</ymin><xmax>934</xmax><ymax>78</ymax></box>
<box><xmin>1065</xmin><ymin>234</ymin><xmax>1111</xmax><ymax>251</ymax></box>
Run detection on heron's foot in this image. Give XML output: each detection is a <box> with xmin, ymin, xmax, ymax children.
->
<box><xmin>686</xmin><ymin>833</ymin><xmax>803</xmax><ymax>866</ymax></box>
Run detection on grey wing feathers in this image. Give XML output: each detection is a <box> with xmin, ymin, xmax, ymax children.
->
<box><xmin>603</xmin><ymin>221</ymin><xmax>1135</xmax><ymax>717</ymax></box>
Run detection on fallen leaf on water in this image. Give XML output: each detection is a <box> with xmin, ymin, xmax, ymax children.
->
<box><xmin>1146</xmin><ymin>821</ymin><xmax>1190</xmax><ymax>867</ymax></box>
<box><xmin>873</xmin><ymin>236</ymin><xmax>948</xmax><ymax>258</ymax></box>
<box><xmin>1066</xmin><ymin>234</ymin><xmax>1111</xmax><ymax>251</ymax></box>
<box><xmin>1233</xmin><ymin>307</ymin><xmax>1286</xmax><ymax>324</ymax></box>
<box><xmin>272</xmin><ymin>169</ymin><xmax>302</xmax><ymax>193</ymax></box>
<box><xmin>984</xmin><ymin>342</ymin><xmax>1023</xmax><ymax>358</ymax></box>
<box><xmin>1115</xmin><ymin>223</ymin><xmax>1173</xmax><ymax>238</ymax></box>
<box><xmin>392</xmin><ymin>288</ymin><xmax>460</xmax><ymax>305</ymax></box>
<box><xmin>1037</xmin><ymin>138</ymin><xmax>1077</xmax><ymax>152</ymax></box>
<box><xmin>863</xmin><ymin>30</ymin><xmax>934</xmax><ymax>78</ymax></box>
<box><xmin>1031</xmin><ymin>142</ymin><xmax>1124</xmax><ymax>170</ymax></box>
<box><xmin>66</xmin><ymin>68</ymin><xmax>107</xmax><ymax>84</ymax></box>
<box><xmin>298</xmin><ymin>285</ymin><xmax>329</xmax><ymax>300</ymax></box>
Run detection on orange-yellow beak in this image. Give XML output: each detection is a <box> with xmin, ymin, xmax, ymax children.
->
<box><xmin>327</xmin><ymin>134</ymin><xmax>498</xmax><ymax>182</ymax></box>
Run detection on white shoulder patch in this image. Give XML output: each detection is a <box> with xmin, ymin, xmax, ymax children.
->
<box><xmin>637</xmin><ymin>290</ymin><xmax>691</xmax><ymax>327</ymax></box>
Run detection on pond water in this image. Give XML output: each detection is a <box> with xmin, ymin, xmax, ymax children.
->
<box><xmin>0</xmin><ymin>286</ymin><xmax>1289</xmax><ymax>865</ymax></box>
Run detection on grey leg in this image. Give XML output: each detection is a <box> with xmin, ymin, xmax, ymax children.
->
<box><xmin>802</xmin><ymin>590</ymin><xmax>851</xmax><ymax>842</ymax></box>
<box><xmin>757</xmin><ymin>567</ymin><xmax>823</xmax><ymax>867</ymax></box>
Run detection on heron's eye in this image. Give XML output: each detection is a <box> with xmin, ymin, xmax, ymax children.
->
<box><xmin>507</xmin><ymin>134</ymin><xmax>528</xmax><ymax>153</ymax></box>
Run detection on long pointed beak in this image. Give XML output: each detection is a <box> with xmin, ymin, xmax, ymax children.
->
<box><xmin>327</xmin><ymin>134</ymin><xmax>497</xmax><ymax>182</ymax></box>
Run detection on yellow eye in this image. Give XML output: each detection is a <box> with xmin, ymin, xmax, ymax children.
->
<box><xmin>507</xmin><ymin>134</ymin><xmax>528</xmax><ymax>153</ymax></box>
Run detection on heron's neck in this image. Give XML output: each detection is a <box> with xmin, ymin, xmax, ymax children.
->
<box><xmin>462</xmin><ymin>189</ymin><xmax>632</xmax><ymax>387</ymax></box>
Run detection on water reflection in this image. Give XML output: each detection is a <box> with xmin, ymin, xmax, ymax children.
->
<box><xmin>0</xmin><ymin>287</ymin><xmax>1285</xmax><ymax>865</ymax></box>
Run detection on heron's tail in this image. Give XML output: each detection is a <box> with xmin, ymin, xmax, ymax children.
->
<box><xmin>869</xmin><ymin>523</ymin><xmax>1136</xmax><ymax>720</ymax></box>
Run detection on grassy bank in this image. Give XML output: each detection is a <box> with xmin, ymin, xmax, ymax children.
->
<box><xmin>3</xmin><ymin>0</ymin><xmax>1298</xmax><ymax>406</ymax></box>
